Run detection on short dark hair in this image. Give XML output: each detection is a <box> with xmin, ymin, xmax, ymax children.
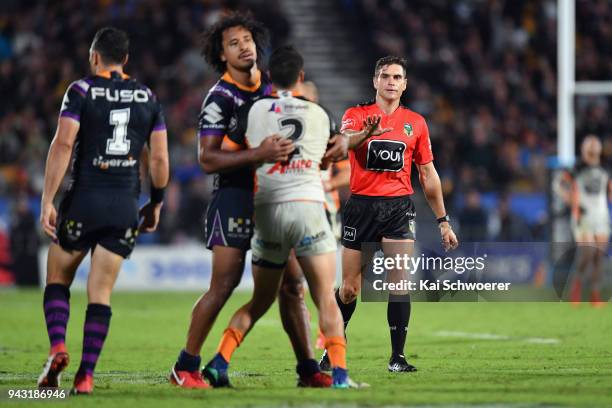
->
<box><xmin>269</xmin><ymin>46</ymin><xmax>304</xmax><ymax>89</ymax></box>
<box><xmin>91</xmin><ymin>27</ymin><xmax>129</xmax><ymax>65</ymax></box>
<box><xmin>374</xmin><ymin>56</ymin><xmax>408</xmax><ymax>78</ymax></box>
<box><xmin>201</xmin><ymin>11</ymin><xmax>269</xmax><ymax>74</ymax></box>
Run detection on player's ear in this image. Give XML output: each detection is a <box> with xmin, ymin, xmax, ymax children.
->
<box><xmin>298</xmin><ymin>70</ymin><xmax>305</xmax><ymax>83</ymax></box>
<box><xmin>220</xmin><ymin>51</ymin><xmax>227</xmax><ymax>62</ymax></box>
<box><xmin>91</xmin><ymin>50</ymin><xmax>100</xmax><ymax>68</ymax></box>
<box><xmin>372</xmin><ymin>75</ymin><xmax>378</xmax><ymax>90</ymax></box>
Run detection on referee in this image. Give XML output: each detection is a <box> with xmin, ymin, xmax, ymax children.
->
<box><xmin>321</xmin><ymin>56</ymin><xmax>458</xmax><ymax>372</ymax></box>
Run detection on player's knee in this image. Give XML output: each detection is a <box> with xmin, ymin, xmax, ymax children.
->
<box><xmin>210</xmin><ymin>278</ymin><xmax>240</xmax><ymax>301</ymax></box>
<box><xmin>279</xmin><ymin>277</ymin><xmax>305</xmax><ymax>300</ymax></box>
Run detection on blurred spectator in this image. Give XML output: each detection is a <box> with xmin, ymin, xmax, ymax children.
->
<box><xmin>9</xmin><ymin>196</ymin><xmax>39</xmax><ymax>286</ymax></box>
<box><xmin>458</xmin><ymin>189</ymin><xmax>488</xmax><ymax>242</ymax></box>
<box><xmin>489</xmin><ymin>194</ymin><xmax>534</xmax><ymax>242</ymax></box>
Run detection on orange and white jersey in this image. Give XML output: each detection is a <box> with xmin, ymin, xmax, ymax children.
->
<box><xmin>227</xmin><ymin>90</ymin><xmax>335</xmax><ymax>205</ymax></box>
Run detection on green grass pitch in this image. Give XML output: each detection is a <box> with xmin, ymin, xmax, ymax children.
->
<box><xmin>1</xmin><ymin>290</ymin><xmax>611</xmax><ymax>407</ymax></box>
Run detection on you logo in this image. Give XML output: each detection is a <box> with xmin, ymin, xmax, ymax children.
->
<box><xmin>366</xmin><ymin>140</ymin><xmax>406</xmax><ymax>172</ymax></box>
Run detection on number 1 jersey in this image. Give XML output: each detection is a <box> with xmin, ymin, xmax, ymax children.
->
<box><xmin>59</xmin><ymin>71</ymin><xmax>165</xmax><ymax>196</ymax></box>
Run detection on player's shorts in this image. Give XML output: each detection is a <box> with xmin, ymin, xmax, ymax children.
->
<box><xmin>205</xmin><ymin>187</ymin><xmax>254</xmax><ymax>250</ymax></box>
<box><xmin>57</xmin><ymin>189</ymin><xmax>139</xmax><ymax>259</ymax></box>
<box><xmin>251</xmin><ymin>201</ymin><xmax>337</xmax><ymax>268</ymax></box>
<box><xmin>341</xmin><ymin>194</ymin><xmax>416</xmax><ymax>250</ymax></box>
<box><xmin>572</xmin><ymin>214</ymin><xmax>611</xmax><ymax>239</ymax></box>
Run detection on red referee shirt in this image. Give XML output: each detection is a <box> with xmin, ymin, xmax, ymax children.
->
<box><xmin>341</xmin><ymin>101</ymin><xmax>433</xmax><ymax>196</ymax></box>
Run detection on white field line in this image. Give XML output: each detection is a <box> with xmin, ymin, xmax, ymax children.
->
<box><xmin>434</xmin><ymin>331</ymin><xmax>560</xmax><ymax>344</ymax></box>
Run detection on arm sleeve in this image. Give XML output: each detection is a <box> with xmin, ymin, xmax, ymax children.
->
<box><xmin>197</xmin><ymin>92</ymin><xmax>233</xmax><ymax>138</ymax></box>
<box><xmin>226</xmin><ymin>102</ymin><xmax>250</xmax><ymax>147</ymax></box>
<box><xmin>59</xmin><ymin>80</ymin><xmax>88</xmax><ymax>122</ymax></box>
<box><xmin>150</xmin><ymin>88</ymin><xmax>166</xmax><ymax>133</ymax></box>
<box><xmin>152</xmin><ymin>105</ymin><xmax>166</xmax><ymax>132</ymax></box>
<box><xmin>413</xmin><ymin>116</ymin><xmax>434</xmax><ymax>165</ymax></box>
<box><xmin>340</xmin><ymin>107</ymin><xmax>362</xmax><ymax>132</ymax></box>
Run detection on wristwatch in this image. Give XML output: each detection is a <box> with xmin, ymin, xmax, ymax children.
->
<box><xmin>437</xmin><ymin>215</ymin><xmax>450</xmax><ymax>224</ymax></box>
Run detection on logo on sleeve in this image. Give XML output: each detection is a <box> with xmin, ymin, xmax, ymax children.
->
<box><xmin>341</xmin><ymin>118</ymin><xmax>356</xmax><ymax>132</ymax></box>
<box><xmin>228</xmin><ymin>116</ymin><xmax>238</xmax><ymax>132</ymax></box>
<box><xmin>366</xmin><ymin>140</ymin><xmax>406</xmax><ymax>172</ymax></box>
<box><xmin>203</xmin><ymin>102</ymin><xmax>224</xmax><ymax>124</ymax></box>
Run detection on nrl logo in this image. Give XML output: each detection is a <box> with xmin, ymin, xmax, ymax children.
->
<box><xmin>403</xmin><ymin>123</ymin><xmax>413</xmax><ymax>137</ymax></box>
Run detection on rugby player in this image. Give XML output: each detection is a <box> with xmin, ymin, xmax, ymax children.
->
<box><xmin>569</xmin><ymin>135</ymin><xmax>611</xmax><ymax>307</ymax></box>
<box><xmin>170</xmin><ymin>13</ymin><xmax>327</xmax><ymax>388</ymax></box>
<box><xmin>320</xmin><ymin>56</ymin><xmax>459</xmax><ymax>373</ymax></box>
<box><xmin>302</xmin><ymin>80</ymin><xmax>350</xmax><ymax>240</ymax></box>
<box><xmin>37</xmin><ymin>27</ymin><xmax>169</xmax><ymax>394</ymax></box>
<box><xmin>202</xmin><ymin>45</ymin><xmax>355</xmax><ymax>388</ymax></box>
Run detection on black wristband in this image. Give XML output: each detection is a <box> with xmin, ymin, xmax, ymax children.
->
<box><xmin>437</xmin><ymin>215</ymin><xmax>450</xmax><ymax>224</ymax></box>
<box><xmin>150</xmin><ymin>184</ymin><xmax>165</xmax><ymax>204</ymax></box>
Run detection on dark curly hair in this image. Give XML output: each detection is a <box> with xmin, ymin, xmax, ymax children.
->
<box><xmin>201</xmin><ymin>11</ymin><xmax>269</xmax><ymax>74</ymax></box>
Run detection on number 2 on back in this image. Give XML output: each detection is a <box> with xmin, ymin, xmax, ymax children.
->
<box><xmin>107</xmin><ymin>108</ymin><xmax>131</xmax><ymax>155</ymax></box>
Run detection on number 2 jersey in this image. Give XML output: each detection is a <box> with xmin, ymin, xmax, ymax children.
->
<box><xmin>341</xmin><ymin>101</ymin><xmax>433</xmax><ymax>197</ymax></box>
<box><xmin>59</xmin><ymin>71</ymin><xmax>165</xmax><ymax>196</ymax></box>
<box><xmin>226</xmin><ymin>90</ymin><xmax>337</xmax><ymax>205</ymax></box>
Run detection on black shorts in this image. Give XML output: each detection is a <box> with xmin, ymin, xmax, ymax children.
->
<box><xmin>205</xmin><ymin>187</ymin><xmax>254</xmax><ymax>250</ymax></box>
<box><xmin>57</xmin><ymin>189</ymin><xmax>139</xmax><ymax>259</ymax></box>
<box><xmin>341</xmin><ymin>194</ymin><xmax>416</xmax><ymax>250</ymax></box>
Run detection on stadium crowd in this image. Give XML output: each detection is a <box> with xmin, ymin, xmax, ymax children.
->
<box><xmin>0</xmin><ymin>0</ymin><xmax>610</xmax><ymax>274</ymax></box>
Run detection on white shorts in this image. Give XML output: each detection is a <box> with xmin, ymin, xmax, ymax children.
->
<box><xmin>572</xmin><ymin>215</ymin><xmax>611</xmax><ymax>239</ymax></box>
<box><xmin>251</xmin><ymin>201</ymin><xmax>337</xmax><ymax>268</ymax></box>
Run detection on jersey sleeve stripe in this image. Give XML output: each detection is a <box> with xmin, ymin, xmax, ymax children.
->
<box><xmin>152</xmin><ymin>124</ymin><xmax>166</xmax><ymax>132</ymax></box>
<box><xmin>198</xmin><ymin>129</ymin><xmax>224</xmax><ymax>137</ymax></box>
<box><xmin>60</xmin><ymin>111</ymin><xmax>80</xmax><ymax>121</ymax></box>
<box><xmin>75</xmin><ymin>79</ymin><xmax>91</xmax><ymax>93</ymax></box>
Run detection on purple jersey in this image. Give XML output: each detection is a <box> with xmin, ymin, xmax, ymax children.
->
<box><xmin>60</xmin><ymin>71</ymin><xmax>165</xmax><ymax>196</ymax></box>
<box><xmin>198</xmin><ymin>71</ymin><xmax>272</xmax><ymax>190</ymax></box>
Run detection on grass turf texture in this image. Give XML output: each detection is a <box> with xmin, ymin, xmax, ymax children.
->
<box><xmin>0</xmin><ymin>290</ymin><xmax>611</xmax><ymax>407</ymax></box>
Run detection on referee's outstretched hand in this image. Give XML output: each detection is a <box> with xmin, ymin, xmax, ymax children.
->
<box><xmin>363</xmin><ymin>115</ymin><xmax>392</xmax><ymax>138</ymax></box>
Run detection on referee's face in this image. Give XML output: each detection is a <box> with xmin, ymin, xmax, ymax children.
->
<box><xmin>221</xmin><ymin>25</ymin><xmax>257</xmax><ymax>72</ymax></box>
<box><xmin>373</xmin><ymin>64</ymin><xmax>407</xmax><ymax>102</ymax></box>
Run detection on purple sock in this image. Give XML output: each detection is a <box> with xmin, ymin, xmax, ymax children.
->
<box><xmin>43</xmin><ymin>284</ymin><xmax>70</xmax><ymax>351</ymax></box>
<box><xmin>77</xmin><ymin>304</ymin><xmax>112</xmax><ymax>377</ymax></box>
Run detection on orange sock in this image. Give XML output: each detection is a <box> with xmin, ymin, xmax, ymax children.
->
<box><xmin>217</xmin><ymin>327</ymin><xmax>244</xmax><ymax>363</ymax></box>
<box><xmin>50</xmin><ymin>343</ymin><xmax>66</xmax><ymax>356</ymax></box>
<box><xmin>325</xmin><ymin>336</ymin><xmax>346</xmax><ymax>369</ymax></box>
